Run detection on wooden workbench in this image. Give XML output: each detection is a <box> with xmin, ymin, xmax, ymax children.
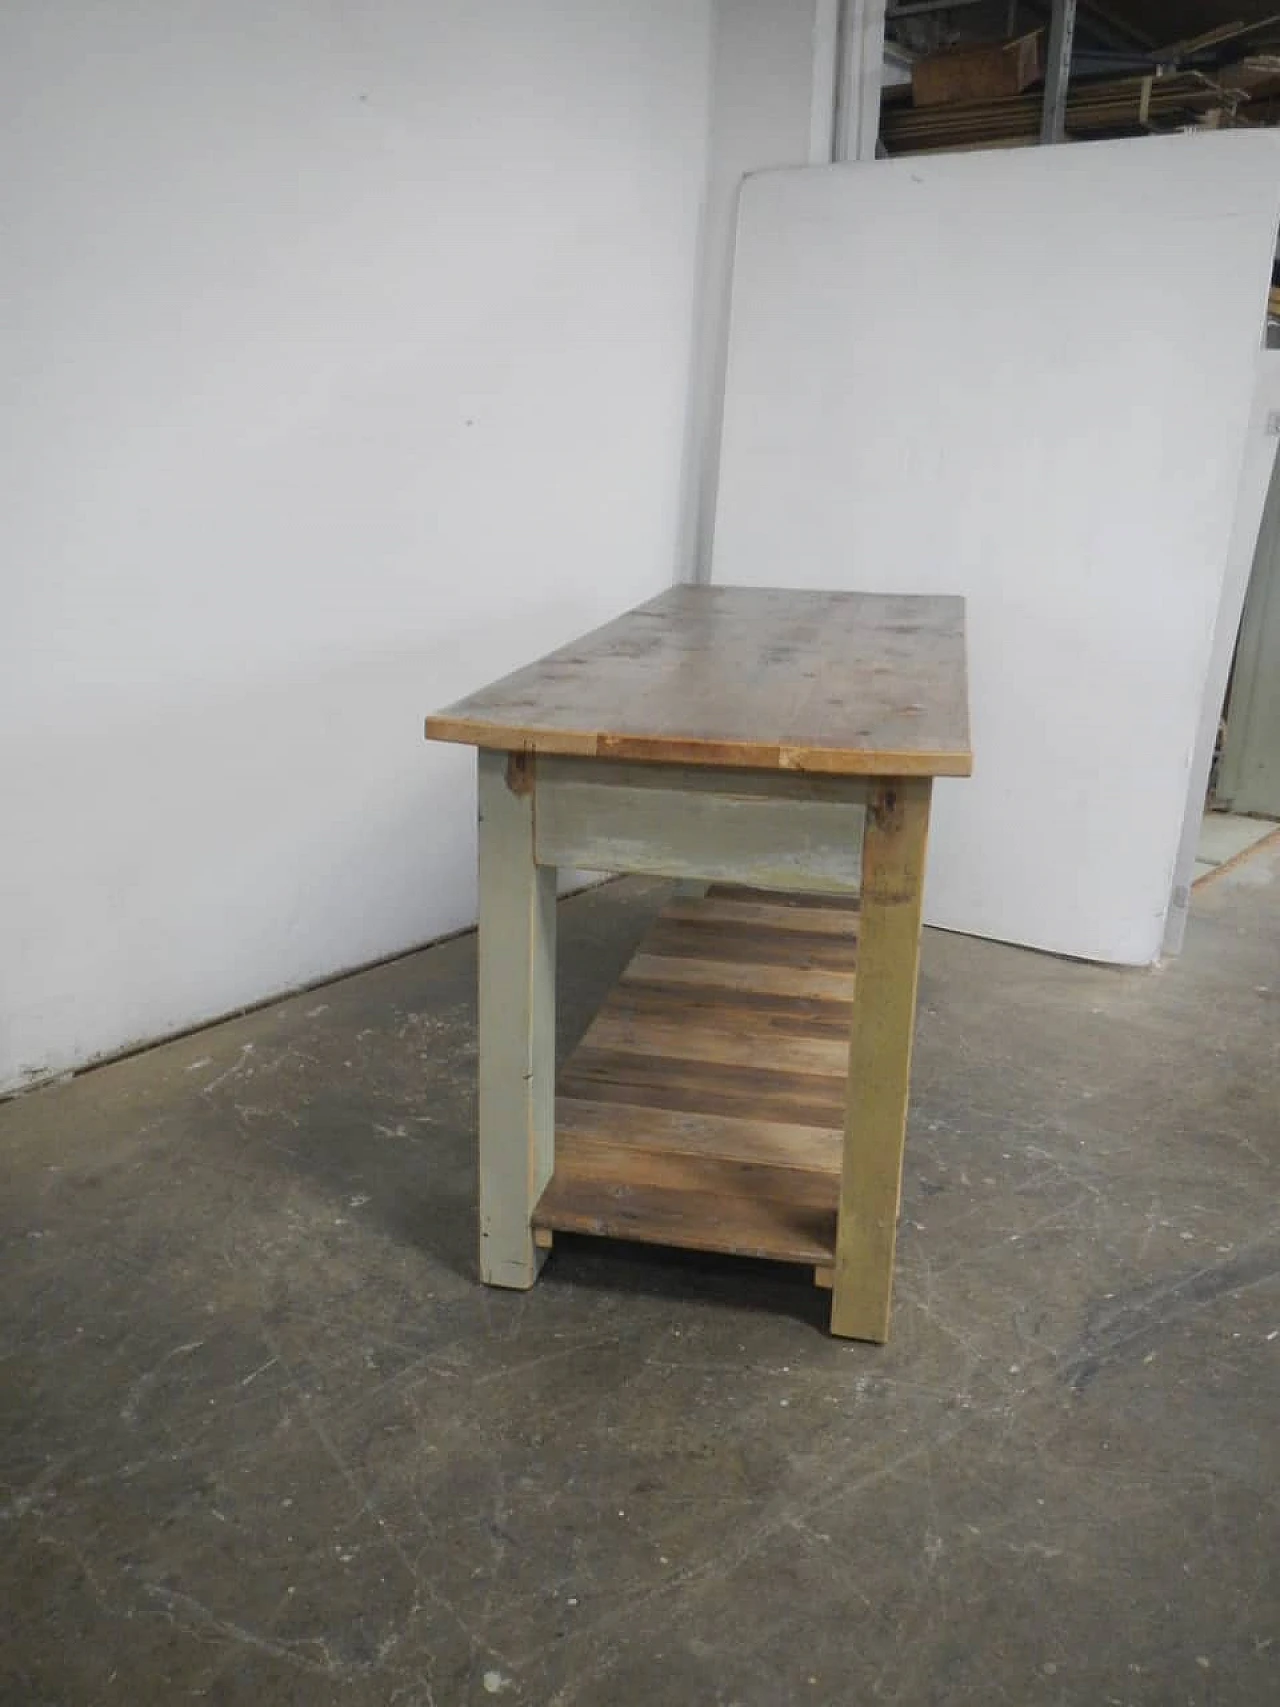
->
<box><xmin>426</xmin><ymin>585</ymin><xmax>971</xmax><ymax>1340</ymax></box>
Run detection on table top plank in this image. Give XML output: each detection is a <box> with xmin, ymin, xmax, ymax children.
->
<box><xmin>425</xmin><ymin>585</ymin><xmax>971</xmax><ymax>777</ymax></box>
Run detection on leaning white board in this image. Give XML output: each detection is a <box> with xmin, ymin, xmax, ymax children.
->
<box><xmin>1163</xmin><ymin>353</ymin><xmax>1280</xmax><ymax>957</ymax></box>
<box><xmin>711</xmin><ymin>133</ymin><xmax>1280</xmax><ymax>965</ymax></box>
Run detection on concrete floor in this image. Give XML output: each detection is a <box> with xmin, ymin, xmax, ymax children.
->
<box><xmin>3</xmin><ymin>850</ymin><xmax>1278</xmax><ymax>1707</ymax></box>
<box><xmin>1195</xmin><ymin>810</ymin><xmax>1279</xmax><ymax>883</ymax></box>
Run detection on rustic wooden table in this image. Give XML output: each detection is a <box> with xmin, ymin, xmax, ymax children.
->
<box><xmin>426</xmin><ymin>585</ymin><xmax>971</xmax><ymax>1340</ymax></box>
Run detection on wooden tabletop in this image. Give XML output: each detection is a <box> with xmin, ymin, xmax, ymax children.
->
<box><xmin>425</xmin><ymin>585</ymin><xmax>971</xmax><ymax>777</ymax></box>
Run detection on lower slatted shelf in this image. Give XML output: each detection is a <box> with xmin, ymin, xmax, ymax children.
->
<box><xmin>532</xmin><ymin>885</ymin><xmax>858</xmax><ymax>1273</ymax></box>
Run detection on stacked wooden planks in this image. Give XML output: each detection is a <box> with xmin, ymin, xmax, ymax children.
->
<box><xmin>881</xmin><ymin>71</ymin><xmax>1239</xmax><ymax>154</ymax></box>
<box><xmin>911</xmin><ymin>30</ymin><xmax>1042</xmax><ymax>108</ymax></box>
<box><xmin>533</xmin><ymin>885</ymin><xmax>858</xmax><ymax>1275</ymax></box>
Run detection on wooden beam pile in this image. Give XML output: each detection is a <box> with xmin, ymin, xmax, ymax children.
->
<box><xmin>881</xmin><ymin>70</ymin><xmax>1241</xmax><ymax>154</ymax></box>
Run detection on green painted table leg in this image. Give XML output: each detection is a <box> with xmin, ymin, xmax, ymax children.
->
<box><xmin>831</xmin><ymin>777</ymin><xmax>933</xmax><ymax>1342</ymax></box>
<box><xmin>476</xmin><ymin>749</ymin><xmax>556</xmax><ymax>1288</ymax></box>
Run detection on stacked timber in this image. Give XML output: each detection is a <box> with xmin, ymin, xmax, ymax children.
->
<box><xmin>881</xmin><ymin>70</ymin><xmax>1242</xmax><ymax>155</ymax></box>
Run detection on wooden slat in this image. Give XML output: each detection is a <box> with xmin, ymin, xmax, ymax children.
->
<box><xmin>426</xmin><ymin>585</ymin><xmax>972</xmax><ymax>779</ymax></box>
<box><xmin>706</xmin><ymin>884</ymin><xmax>859</xmax><ymax>912</ymax></box>
<box><xmin>580</xmin><ymin>1007</ymin><xmax>851</xmax><ymax>1077</ymax></box>
<box><xmin>622</xmin><ymin>953</ymin><xmax>855</xmax><ymax>1002</ymax></box>
<box><xmin>555</xmin><ymin>1098</ymin><xmax>841</xmax><ymax>1174</ymax></box>
<box><xmin>662</xmin><ymin>897</ymin><xmax>859</xmax><ymax>935</ymax></box>
<box><xmin>645</xmin><ymin>918</ymin><xmax>857</xmax><ymax>972</ymax></box>
<box><xmin>558</xmin><ymin>1048</ymin><xmax>850</xmax><ymax>1131</ymax></box>
<box><xmin>550</xmin><ymin>1133</ymin><xmax>839</xmax><ymax>1208</ymax></box>
<box><xmin>533</xmin><ymin>1167</ymin><xmax>837</xmax><ymax>1268</ymax></box>
<box><xmin>612</xmin><ymin>979</ymin><xmax>852</xmax><ymax>1031</ymax></box>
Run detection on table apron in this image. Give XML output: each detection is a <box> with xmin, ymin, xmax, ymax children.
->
<box><xmin>531</xmin><ymin>755</ymin><xmax>866</xmax><ymax>894</ymax></box>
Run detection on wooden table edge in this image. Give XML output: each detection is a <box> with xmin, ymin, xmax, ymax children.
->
<box><xmin>424</xmin><ymin>716</ymin><xmax>973</xmax><ymax>779</ymax></box>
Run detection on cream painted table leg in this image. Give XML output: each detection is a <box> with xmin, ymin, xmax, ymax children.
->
<box><xmin>476</xmin><ymin>749</ymin><xmax>556</xmax><ymax>1289</ymax></box>
<box><xmin>831</xmin><ymin>777</ymin><xmax>933</xmax><ymax>1342</ymax></box>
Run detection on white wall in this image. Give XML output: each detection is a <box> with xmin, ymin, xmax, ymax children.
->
<box><xmin>1</xmin><ymin>0</ymin><xmax>714</xmax><ymax>1091</ymax></box>
<box><xmin>678</xmin><ymin>0</ymin><xmax>839</xmax><ymax>582</ymax></box>
<box><xmin>677</xmin><ymin>0</ymin><xmax>897</xmax><ymax>582</ymax></box>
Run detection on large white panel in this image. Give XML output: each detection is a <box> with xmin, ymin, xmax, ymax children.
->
<box><xmin>712</xmin><ymin>134</ymin><xmax>1280</xmax><ymax>964</ymax></box>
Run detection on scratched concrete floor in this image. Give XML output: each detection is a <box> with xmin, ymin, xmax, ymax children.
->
<box><xmin>2</xmin><ymin>849</ymin><xmax>1278</xmax><ymax>1707</ymax></box>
